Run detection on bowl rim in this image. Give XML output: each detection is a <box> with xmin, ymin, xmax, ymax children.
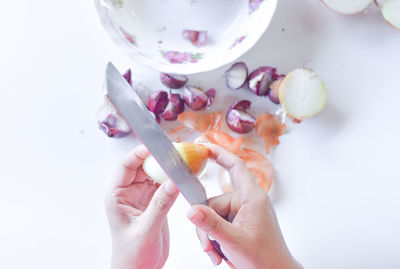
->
<box><xmin>95</xmin><ymin>0</ymin><xmax>278</xmax><ymax>75</ymax></box>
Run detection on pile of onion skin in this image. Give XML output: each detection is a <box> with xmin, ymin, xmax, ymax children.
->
<box><xmin>97</xmin><ymin>62</ymin><xmax>327</xmax><ymax>193</ymax></box>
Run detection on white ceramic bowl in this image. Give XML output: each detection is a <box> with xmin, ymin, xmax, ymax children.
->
<box><xmin>95</xmin><ymin>0</ymin><xmax>277</xmax><ymax>74</ymax></box>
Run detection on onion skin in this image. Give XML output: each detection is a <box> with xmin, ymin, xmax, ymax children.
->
<box><xmin>178</xmin><ymin>111</ymin><xmax>223</xmax><ymax>132</ymax></box>
<box><xmin>255</xmin><ymin>113</ymin><xmax>286</xmax><ymax>154</ymax></box>
<box><xmin>225</xmin><ymin>62</ymin><xmax>248</xmax><ymax>90</ymax></box>
<box><xmin>182</xmin><ymin>30</ymin><xmax>208</xmax><ymax>46</ymax></box>
<box><xmin>162</xmin><ymin>94</ymin><xmax>185</xmax><ymax>121</ymax></box>
<box><xmin>226</xmin><ymin>100</ymin><xmax>256</xmax><ymax>134</ymax></box>
<box><xmin>148</xmin><ymin>91</ymin><xmax>169</xmax><ymax>115</ymax></box>
<box><xmin>160</xmin><ymin>73</ymin><xmax>188</xmax><ymax>89</ymax></box>
<box><xmin>183</xmin><ymin>86</ymin><xmax>209</xmax><ymax>110</ymax></box>
<box><xmin>247</xmin><ymin>66</ymin><xmax>277</xmax><ymax>96</ymax></box>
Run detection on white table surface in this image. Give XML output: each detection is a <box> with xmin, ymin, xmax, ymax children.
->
<box><xmin>1</xmin><ymin>0</ymin><xmax>400</xmax><ymax>268</ymax></box>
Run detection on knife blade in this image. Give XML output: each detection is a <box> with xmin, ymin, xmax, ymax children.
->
<box><xmin>105</xmin><ymin>62</ymin><xmax>208</xmax><ymax>206</ymax></box>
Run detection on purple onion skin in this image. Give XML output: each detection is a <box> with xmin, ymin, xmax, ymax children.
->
<box><xmin>123</xmin><ymin>69</ymin><xmax>132</xmax><ymax>86</ymax></box>
<box><xmin>225</xmin><ymin>62</ymin><xmax>248</xmax><ymax>90</ymax></box>
<box><xmin>226</xmin><ymin>100</ymin><xmax>256</xmax><ymax>134</ymax></box>
<box><xmin>205</xmin><ymin>88</ymin><xmax>216</xmax><ymax>108</ymax></box>
<box><xmin>148</xmin><ymin>91</ymin><xmax>169</xmax><ymax>115</ymax></box>
<box><xmin>162</xmin><ymin>94</ymin><xmax>185</xmax><ymax>121</ymax></box>
<box><xmin>183</xmin><ymin>86</ymin><xmax>209</xmax><ymax>110</ymax></box>
<box><xmin>247</xmin><ymin>66</ymin><xmax>277</xmax><ymax>96</ymax></box>
<box><xmin>160</xmin><ymin>73</ymin><xmax>188</xmax><ymax>89</ymax></box>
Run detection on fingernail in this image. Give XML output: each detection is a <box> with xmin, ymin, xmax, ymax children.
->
<box><xmin>164</xmin><ymin>180</ymin><xmax>179</xmax><ymax>196</ymax></box>
<box><xmin>187</xmin><ymin>208</ymin><xmax>204</xmax><ymax>224</ymax></box>
<box><xmin>208</xmin><ymin>251</ymin><xmax>219</xmax><ymax>265</ymax></box>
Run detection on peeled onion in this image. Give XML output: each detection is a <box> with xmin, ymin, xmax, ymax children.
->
<box><xmin>182</xmin><ymin>86</ymin><xmax>209</xmax><ymax>110</ymax></box>
<box><xmin>160</xmin><ymin>73</ymin><xmax>188</xmax><ymax>89</ymax></box>
<box><xmin>97</xmin><ymin>98</ymin><xmax>132</xmax><ymax>138</ymax></box>
<box><xmin>143</xmin><ymin>142</ymin><xmax>210</xmax><ymax>184</ymax></box>
<box><xmin>162</xmin><ymin>94</ymin><xmax>185</xmax><ymax>121</ymax></box>
<box><xmin>278</xmin><ymin>68</ymin><xmax>327</xmax><ymax>120</ymax></box>
<box><xmin>225</xmin><ymin>62</ymin><xmax>248</xmax><ymax>90</ymax></box>
<box><xmin>321</xmin><ymin>0</ymin><xmax>373</xmax><ymax>15</ymax></box>
<box><xmin>148</xmin><ymin>91</ymin><xmax>169</xmax><ymax>115</ymax></box>
<box><xmin>247</xmin><ymin>66</ymin><xmax>277</xmax><ymax>96</ymax></box>
<box><xmin>381</xmin><ymin>0</ymin><xmax>400</xmax><ymax>29</ymax></box>
<box><xmin>226</xmin><ymin>100</ymin><xmax>256</xmax><ymax>134</ymax></box>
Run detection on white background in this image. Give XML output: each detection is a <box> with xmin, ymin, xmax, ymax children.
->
<box><xmin>1</xmin><ymin>0</ymin><xmax>400</xmax><ymax>268</ymax></box>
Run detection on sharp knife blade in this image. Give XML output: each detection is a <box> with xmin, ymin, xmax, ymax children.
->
<box><xmin>105</xmin><ymin>62</ymin><xmax>208</xmax><ymax>206</ymax></box>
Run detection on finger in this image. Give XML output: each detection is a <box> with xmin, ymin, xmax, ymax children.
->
<box><xmin>140</xmin><ymin>180</ymin><xmax>179</xmax><ymax>232</ymax></box>
<box><xmin>196</xmin><ymin>227</ymin><xmax>223</xmax><ymax>265</ymax></box>
<box><xmin>112</xmin><ymin>145</ymin><xmax>150</xmax><ymax>189</ymax></box>
<box><xmin>205</xmin><ymin>143</ymin><xmax>258</xmax><ymax>192</ymax></box>
<box><xmin>196</xmin><ymin>227</ymin><xmax>215</xmax><ymax>252</ymax></box>
<box><xmin>207</xmin><ymin>249</ymin><xmax>223</xmax><ymax>265</ymax></box>
<box><xmin>186</xmin><ymin>204</ymin><xmax>237</xmax><ymax>244</ymax></box>
<box><xmin>208</xmin><ymin>193</ymin><xmax>242</xmax><ymax>223</ymax></box>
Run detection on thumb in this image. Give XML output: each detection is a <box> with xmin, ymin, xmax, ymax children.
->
<box><xmin>186</xmin><ymin>205</ymin><xmax>236</xmax><ymax>244</ymax></box>
<box><xmin>140</xmin><ymin>180</ymin><xmax>179</xmax><ymax>232</ymax></box>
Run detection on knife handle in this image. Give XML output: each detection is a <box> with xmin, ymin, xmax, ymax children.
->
<box><xmin>209</xmin><ymin>236</ymin><xmax>228</xmax><ymax>260</ymax></box>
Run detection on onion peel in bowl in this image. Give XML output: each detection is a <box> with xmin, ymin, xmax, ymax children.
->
<box><xmin>255</xmin><ymin>113</ymin><xmax>286</xmax><ymax>154</ymax></box>
<box><xmin>177</xmin><ymin>111</ymin><xmax>223</xmax><ymax>132</ymax></box>
<box><xmin>195</xmin><ymin>130</ymin><xmax>243</xmax><ymax>154</ymax></box>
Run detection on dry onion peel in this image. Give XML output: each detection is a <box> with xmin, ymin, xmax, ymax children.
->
<box><xmin>195</xmin><ymin>130</ymin><xmax>243</xmax><ymax>154</ymax></box>
<box><xmin>218</xmin><ymin>147</ymin><xmax>274</xmax><ymax>193</ymax></box>
<box><xmin>255</xmin><ymin>113</ymin><xmax>286</xmax><ymax>154</ymax></box>
<box><xmin>177</xmin><ymin>111</ymin><xmax>223</xmax><ymax>132</ymax></box>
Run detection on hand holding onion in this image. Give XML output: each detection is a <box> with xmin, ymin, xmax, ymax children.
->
<box><xmin>105</xmin><ymin>145</ymin><xmax>180</xmax><ymax>269</ymax></box>
<box><xmin>186</xmin><ymin>144</ymin><xmax>302</xmax><ymax>268</ymax></box>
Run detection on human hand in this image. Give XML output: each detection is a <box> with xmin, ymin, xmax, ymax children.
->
<box><xmin>105</xmin><ymin>145</ymin><xmax>180</xmax><ymax>269</ymax></box>
<box><xmin>186</xmin><ymin>144</ymin><xmax>301</xmax><ymax>269</ymax></box>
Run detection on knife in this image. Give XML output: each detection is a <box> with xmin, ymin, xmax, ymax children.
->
<box><xmin>105</xmin><ymin>62</ymin><xmax>227</xmax><ymax>260</ymax></box>
<box><xmin>105</xmin><ymin>62</ymin><xmax>208</xmax><ymax>206</ymax></box>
